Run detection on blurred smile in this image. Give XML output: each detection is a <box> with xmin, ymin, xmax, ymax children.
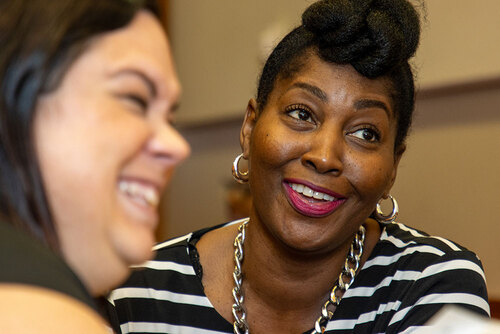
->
<box><xmin>283</xmin><ymin>178</ymin><xmax>346</xmax><ymax>218</ymax></box>
<box><xmin>118</xmin><ymin>178</ymin><xmax>160</xmax><ymax>227</ymax></box>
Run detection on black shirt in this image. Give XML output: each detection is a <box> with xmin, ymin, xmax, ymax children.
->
<box><xmin>0</xmin><ymin>220</ymin><xmax>95</xmax><ymax>310</ymax></box>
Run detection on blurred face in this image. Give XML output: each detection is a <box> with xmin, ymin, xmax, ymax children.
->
<box><xmin>34</xmin><ymin>11</ymin><xmax>190</xmax><ymax>295</ymax></box>
<box><xmin>241</xmin><ymin>54</ymin><xmax>402</xmax><ymax>255</ymax></box>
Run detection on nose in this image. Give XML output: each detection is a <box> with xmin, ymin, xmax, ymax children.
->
<box><xmin>301</xmin><ymin>128</ymin><xmax>343</xmax><ymax>175</ymax></box>
<box><xmin>146</xmin><ymin>122</ymin><xmax>190</xmax><ymax>166</ymax></box>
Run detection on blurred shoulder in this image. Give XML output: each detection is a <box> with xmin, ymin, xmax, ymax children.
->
<box><xmin>0</xmin><ymin>220</ymin><xmax>95</xmax><ymax>308</ymax></box>
<box><xmin>0</xmin><ymin>284</ymin><xmax>109</xmax><ymax>334</ymax></box>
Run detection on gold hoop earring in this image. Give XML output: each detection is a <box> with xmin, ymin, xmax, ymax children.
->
<box><xmin>232</xmin><ymin>154</ymin><xmax>249</xmax><ymax>184</ymax></box>
<box><xmin>375</xmin><ymin>195</ymin><xmax>399</xmax><ymax>223</ymax></box>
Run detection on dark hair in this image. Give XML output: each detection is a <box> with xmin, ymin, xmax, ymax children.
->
<box><xmin>256</xmin><ymin>0</ymin><xmax>421</xmax><ymax>150</ymax></box>
<box><xmin>0</xmin><ymin>0</ymin><xmax>160</xmax><ymax>251</ymax></box>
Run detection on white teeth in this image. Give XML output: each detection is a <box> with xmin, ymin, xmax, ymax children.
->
<box><xmin>324</xmin><ymin>194</ymin><xmax>335</xmax><ymax>201</ymax></box>
<box><xmin>313</xmin><ymin>191</ymin><xmax>323</xmax><ymax>200</ymax></box>
<box><xmin>289</xmin><ymin>182</ymin><xmax>336</xmax><ymax>202</ymax></box>
<box><xmin>119</xmin><ymin>180</ymin><xmax>159</xmax><ymax>207</ymax></box>
<box><xmin>119</xmin><ymin>181</ymin><xmax>128</xmax><ymax>193</ymax></box>
<box><xmin>303</xmin><ymin>187</ymin><xmax>314</xmax><ymax>197</ymax></box>
<box><xmin>144</xmin><ymin>188</ymin><xmax>158</xmax><ymax>206</ymax></box>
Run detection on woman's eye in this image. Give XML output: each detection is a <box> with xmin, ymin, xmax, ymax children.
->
<box><xmin>350</xmin><ymin>128</ymin><xmax>380</xmax><ymax>142</ymax></box>
<box><xmin>122</xmin><ymin>94</ymin><xmax>148</xmax><ymax>113</ymax></box>
<box><xmin>287</xmin><ymin>107</ymin><xmax>314</xmax><ymax>123</ymax></box>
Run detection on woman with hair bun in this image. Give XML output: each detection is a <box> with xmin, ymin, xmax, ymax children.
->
<box><xmin>0</xmin><ymin>0</ymin><xmax>189</xmax><ymax>332</ymax></box>
<box><xmin>108</xmin><ymin>0</ymin><xmax>489</xmax><ymax>333</ymax></box>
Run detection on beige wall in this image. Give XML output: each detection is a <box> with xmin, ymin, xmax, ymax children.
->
<box><xmin>168</xmin><ymin>0</ymin><xmax>309</xmax><ymax>124</ymax></box>
<box><xmin>416</xmin><ymin>0</ymin><xmax>500</xmax><ymax>87</ymax></box>
<box><xmin>395</xmin><ymin>85</ymin><xmax>500</xmax><ymax>298</ymax></box>
<box><xmin>163</xmin><ymin>1</ymin><xmax>500</xmax><ymax>298</ymax></box>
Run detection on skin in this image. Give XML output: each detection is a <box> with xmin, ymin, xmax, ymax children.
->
<box><xmin>0</xmin><ymin>285</ymin><xmax>109</xmax><ymax>333</ymax></box>
<box><xmin>34</xmin><ymin>11</ymin><xmax>190</xmax><ymax>297</ymax></box>
<box><xmin>198</xmin><ymin>53</ymin><xmax>403</xmax><ymax>333</ymax></box>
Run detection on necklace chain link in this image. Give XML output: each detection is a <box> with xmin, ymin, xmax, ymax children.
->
<box><xmin>232</xmin><ymin>219</ymin><xmax>365</xmax><ymax>334</ymax></box>
<box><xmin>232</xmin><ymin>220</ymin><xmax>249</xmax><ymax>334</ymax></box>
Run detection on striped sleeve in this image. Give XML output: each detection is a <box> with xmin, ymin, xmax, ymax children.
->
<box><xmin>324</xmin><ymin>222</ymin><xmax>489</xmax><ymax>333</ymax></box>
<box><xmin>386</xmin><ymin>249</ymin><xmax>489</xmax><ymax>332</ymax></box>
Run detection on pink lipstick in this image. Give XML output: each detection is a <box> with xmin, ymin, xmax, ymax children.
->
<box><xmin>283</xmin><ymin>179</ymin><xmax>346</xmax><ymax>218</ymax></box>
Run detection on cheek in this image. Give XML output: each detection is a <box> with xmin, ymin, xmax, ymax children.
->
<box><xmin>249</xmin><ymin>122</ymin><xmax>302</xmax><ymax>173</ymax></box>
<box><xmin>347</xmin><ymin>153</ymin><xmax>395</xmax><ymax>199</ymax></box>
<box><xmin>34</xmin><ymin>96</ymin><xmax>151</xmax><ymax>229</ymax></box>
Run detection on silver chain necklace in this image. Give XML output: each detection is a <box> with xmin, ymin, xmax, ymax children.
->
<box><xmin>232</xmin><ymin>220</ymin><xmax>366</xmax><ymax>334</ymax></box>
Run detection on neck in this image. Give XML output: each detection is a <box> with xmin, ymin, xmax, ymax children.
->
<box><xmin>244</xmin><ymin>223</ymin><xmax>352</xmax><ymax>309</ymax></box>
<box><xmin>239</xmin><ymin>217</ymin><xmax>379</xmax><ymax>332</ymax></box>
<box><xmin>198</xmin><ymin>216</ymin><xmax>380</xmax><ymax>333</ymax></box>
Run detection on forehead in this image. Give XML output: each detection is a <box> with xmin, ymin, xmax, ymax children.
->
<box><xmin>272</xmin><ymin>54</ymin><xmax>394</xmax><ymax>111</ymax></box>
<box><xmin>79</xmin><ymin>11</ymin><xmax>179</xmax><ymax>95</ymax></box>
<box><xmin>90</xmin><ymin>12</ymin><xmax>165</xmax><ymax>58</ymax></box>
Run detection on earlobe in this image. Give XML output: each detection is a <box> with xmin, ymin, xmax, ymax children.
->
<box><xmin>240</xmin><ymin>99</ymin><xmax>258</xmax><ymax>158</ymax></box>
<box><xmin>395</xmin><ymin>144</ymin><xmax>406</xmax><ymax>161</ymax></box>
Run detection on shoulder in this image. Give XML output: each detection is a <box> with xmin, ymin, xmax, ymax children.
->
<box><xmin>109</xmin><ymin>221</ymin><xmax>237</xmax><ymax>295</ymax></box>
<box><xmin>0</xmin><ymin>284</ymin><xmax>109</xmax><ymax>334</ymax></box>
<box><xmin>107</xmin><ymin>229</ymin><xmax>201</xmax><ymax>333</ymax></box>
<box><xmin>359</xmin><ymin>222</ymin><xmax>489</xmax><ymax>328</ymax></box>
<box><xmin>0</xmin><ymin>220</ymin><xmax>63</xmax><ymax>272</ymax></box>
<box><xmin>107</xmin><ymin>222</ymin><xmax>239</xmax><ymax>334</ymax></box>
<box><xmin>381</xmin><ymin>221</ymin><xmax>470</xmax><ymax>251</ymax></box>
<box><xmin>368</xmin><ymin>221</ymin><xmax>485</xmax><ymax>271</ymax></box>
<box><xmin>0</xmin><ymin>220</ymin><xmax>95</xmax><ymax>309</ymax></box>
<box><xmin>109</xmin><ymin>229</ymin><xmax>198</xmax><ymax>298</ymax></box>
<box><xmin>365</xmin><ymin>222</ymin><xmax>487</xmax><ymax>292</ymax></box>
<box><xmin>136</xmin><ymin>221</ymin><xmax>235</xmax><ymax>273</ymax></box>
<box><xmin>331</xmin><ymin>222</ymin><xmax>489</xmax><ymax>332</ymax></box>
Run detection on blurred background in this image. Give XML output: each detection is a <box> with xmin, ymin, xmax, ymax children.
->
<box><xmin>156</xmin><ymin>0</ymin><xmax>500</xmax><ymax>307</ymax></box>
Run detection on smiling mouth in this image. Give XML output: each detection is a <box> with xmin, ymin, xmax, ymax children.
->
<box><xmin>288</xmin><ymin>182</ymin><xmax>337</xmax><ymax>202</ymax></box>
<box><xmin>284</xmin><ymin>181</ymin><xmax>345</xmax><ymax>217</ymax></box>
<box><xmin>118</xmin><ymin>180</ymin><xmax>160</xmax><ymax>208</ymax></box>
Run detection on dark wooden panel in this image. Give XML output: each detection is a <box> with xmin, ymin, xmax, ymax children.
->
<box><xmin>490</xmin><ymin>299</ymin><xmax>500</xmax><ymax>319</ymax></box>
<box><xmin>156</xmin><ymin>0</ymin><xmax>169</xmax><ymax>32</ymax></box>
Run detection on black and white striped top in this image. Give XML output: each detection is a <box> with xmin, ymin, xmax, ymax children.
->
<box><xmin>107</xmin><ymin>219</ymin><xmax>490</xmax><ymax>333</ymax></box>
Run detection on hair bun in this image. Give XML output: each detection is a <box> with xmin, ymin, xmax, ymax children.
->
<box><xmin>302</xmin><ymin>0</ymin><xmax>420</xmax><ymax>77</ymax></box>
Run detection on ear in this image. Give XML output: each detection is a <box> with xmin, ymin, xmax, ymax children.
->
<box><xmin>240</xmin><ymin>98</ymin><xmax>258</xmax><ymax>158</ymax></box>
<box><xmin>383</xmin><ymin>144</ymin><xmax>406</xmax><ymax>198</ymax></box>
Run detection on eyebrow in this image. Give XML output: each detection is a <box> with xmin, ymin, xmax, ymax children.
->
<box><xmin>112</xmin><ymin>69</ymin><xmax>157</xmax><ymax>98</ymax></box>
<box><xmin>286</xmin><ymin>82</ymin><xmax>328</xmax><ymax>102</ymax></box>
<box><xmin>353</xmin><ymin>99</ymin><xmax>391</xmax><ymax>118</ymax></box>
<box><xmin>285</xmin><ymin>81</ymin><xmax>391</xmax><ymax>117</ymax></box>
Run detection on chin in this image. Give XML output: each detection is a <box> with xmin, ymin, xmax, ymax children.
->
<box><xmin>110</xmin><ymin>224</ymin><xmax>156</xmax><ymax>271</ymax></box>
<box><xmin>128</xmin><ymin>244</ymin><xmax>155</xmax><ymax>265</ymax></box>
<box><xmin>122</xmin><ymin>233</ymin><xmax>156</xmax><ymax>265</ymax></box>
<box><xmin>277</xmin><ymin>225</ymin><xmax>344</xmax><ymax>255</ymax></box>
<box><xmin>94</xmin><ymin>244</ymin><xmax>155</xmax><ymax>295</ymax></box>
<box><xmin>282</xmin><ymin>238</ymin><xmax>330</xmax><ymax>255</ymax></box>
<box><xmin>98</xmin><ymin>265</ymin><xmax>131</xmax><ymax>296</ymax></box>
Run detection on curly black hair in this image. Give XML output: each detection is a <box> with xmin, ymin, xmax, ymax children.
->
<box><xmin>256</xmin><ymin>0</ymin><xmax>421</xmax><ymax>150</ymax></box>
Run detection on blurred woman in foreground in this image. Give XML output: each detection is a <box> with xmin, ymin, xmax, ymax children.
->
<box><xmin>0</xmin><ymin>0</ymin><xmax>189</xmax><ymax>332</ymax></box>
